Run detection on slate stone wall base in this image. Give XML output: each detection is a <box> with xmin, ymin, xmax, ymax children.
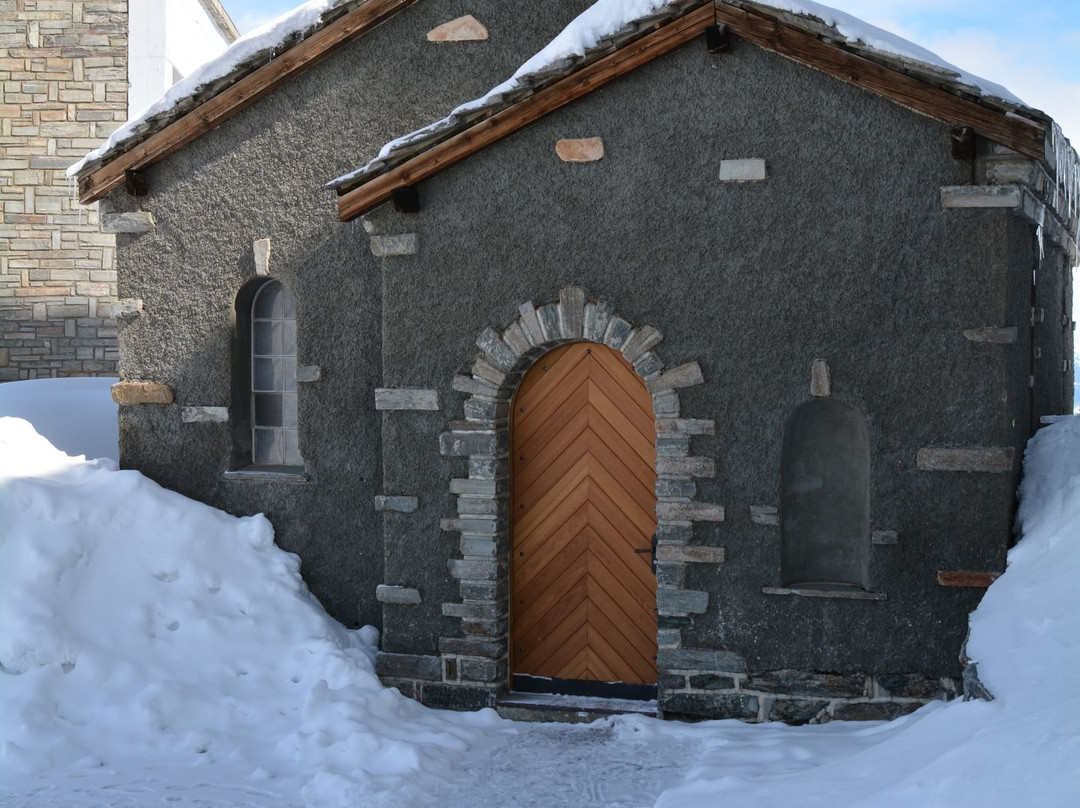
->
<box><xmin>656</xmin><ymin>667</ymin><xmax>963</xmax><ymax>724</ymax></box>
<box><xmin>374</xmin><ymin>656</ymin><xmax>961</xmax><ymax>724</ymax></box>
<box><xmin>419</xmin><ymin>683</ymin><xmax>499</xmax><ymax>711</ymax></box>
<box><xmin>376</xmin><ymin>676</ymin><xmax>499</xmax><ymax>710</ymax></box>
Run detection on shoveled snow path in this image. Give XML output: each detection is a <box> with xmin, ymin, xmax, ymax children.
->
<box><xmin>0</xmin><ymin>718</ymin><xmax>701</xmax><ymax>808</ymax></box>
<box><xmin>0</xmin><ymin>711</ymin><xmax>920</xmax><ymax>808</ymax></box>
<box><xmin>416</xmin><ymin>718</ymin><xmax>700</xmax><ymax>808</ymax></box>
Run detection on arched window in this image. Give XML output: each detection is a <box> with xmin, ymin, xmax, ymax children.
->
<box><xmin>248</xmin><ymin>280</ymin><xmax>302</xmax><ymax>467</ymax></box>
<box><xmin>779</xmin><ymin>399</ymin><xmax>870</xmax><ymax>589</ymax></box>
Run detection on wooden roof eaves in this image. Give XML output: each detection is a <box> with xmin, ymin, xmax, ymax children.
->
<box><xmin>714</xmin><ymin>2</ymin><xmax>1048</xmax><ymax>162</ymax></box>
<box><xmin>75</xmin><ymin>0</ymin><xmax>418</xmax><ymax>204</ymax></box>
<box><xmin>336</xmin><ymin>3</ymin><xmax>716</xmax><ymax>221</ymax></box>
<box><xmin>337</xmin><ymin>0</ymin><xmax>1054</xmax><ymax>223</ymax></box>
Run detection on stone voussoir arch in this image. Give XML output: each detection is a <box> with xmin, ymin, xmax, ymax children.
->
<box><xmin>436</xmin><ymin>285</ymin><xmax>725</xmax><ymax>699</ymax></box>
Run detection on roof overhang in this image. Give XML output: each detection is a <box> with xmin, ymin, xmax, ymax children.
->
<box><xmin>74</xmin><ymin>0</ymin><xmax>417</xmax><ymax>204</ymax></box>
<box><xmin>335</xmin><ymin>0</ymin><xmax>1056</xmax><ymax>222</ymax></box>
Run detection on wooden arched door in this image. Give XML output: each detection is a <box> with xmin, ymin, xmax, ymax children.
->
<box><xmin>511</xmin><ymin>342</ymin><xmax>657</xmax><ymax>694</ymax></box>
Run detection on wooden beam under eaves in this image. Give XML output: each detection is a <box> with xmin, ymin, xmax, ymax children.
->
<box><xmin>712</xmin><ymin>3</ymin><xmax>1046</xmax><ymax>161</ymax></box>
<box><xmin>337</xmin><ymin>4</ymin><xmax>715</xmax><ymax>222</ymax></box>
<box><xmin>77</xmin><ymin>0</ymin><xmax>419</xmax><ymax>204</ymax></box>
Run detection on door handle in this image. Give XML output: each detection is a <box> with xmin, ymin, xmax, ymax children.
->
<box><xmin>633</xmin><ymin>534</ymin><xmax>658</xmax><ymax>573</ymax></box>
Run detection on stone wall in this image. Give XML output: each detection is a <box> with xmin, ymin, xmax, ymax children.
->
<box><xmin>103</xmin><ymin>0</ymin><xmax>597</xmax><ymax>630</ymax></box>
<box><xmin>97</xmin><ymin>1</ymin><xmax>1072</xmax><ymax>722</ymax></box>
<box><xmin>0</xmin><ymin>0</ymin><xmax>125</xmax><ymax>380</ymax></box>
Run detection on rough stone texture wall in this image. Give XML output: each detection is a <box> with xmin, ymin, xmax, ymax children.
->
<box><xmin>105</xmin><ymin>0</ymin><xmax>595</xmax><ymax>630</ymax></box>
<box><xmin>370</xmin><ymin>36</ymin><xmax>1040</xmax><ymax>701</ymax></box>
<box><xmin>99</xmin><ymin>3</ymin><xmax>1073</xmax><ymax>720</ymax></box>
<box><xmin>0</xmin><ymin>0</ymin><xmax>124</xmax><ymax>381</ymax></box>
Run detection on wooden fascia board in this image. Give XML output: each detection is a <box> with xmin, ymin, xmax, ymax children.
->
<box><xmin>77</xmin><ymin>0</ymin><xmax>418</xmax><ymax>204</ymax></box>
<box><xmin>713</xmin><ymin>3</ymin><xmax>1046</xmax><ymax>160</ymax></box>
<box><xmin>337</xmin><ymin>4</ymin><xmax>715</xmax><ymax>222</ymax></box>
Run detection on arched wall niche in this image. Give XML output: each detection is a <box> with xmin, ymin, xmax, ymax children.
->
<box><xmin>779</xmin><ymin>398</ymin><xmax>870</xmax><ymax>589</ymax></box>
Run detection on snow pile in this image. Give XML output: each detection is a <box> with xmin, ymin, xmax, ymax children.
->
<box><xmin>1</xmin><ymin>381</ymin><xmax>1078</xmax><ymax>807</ymax></box>
<box><xmin>969</xmin><ymin>415</ymin><xmax>1080</xmax><ymax>708</ymax></box>
<box><xmin>0</xmin><ymin>377</ymin><xmax>118</xmax><ymax>463</ymax></box>
<box><xmin>67</xmin><ymin>0</ymin><xmax>356</xmax><ymax>179</ymax></box>
<box><xmin>0</xmin><ymin>417</ymin><xmax>501</xmax><ymax>807</ymax></box>
<box><xmin>655</xmin><ymin>417</ymin><xmax>1080</xmax><ymax>808</ymax></box>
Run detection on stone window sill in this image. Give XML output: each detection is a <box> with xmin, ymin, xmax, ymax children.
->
<box><xmin>762</xmin><ymin>585</ymin><xmax>886</xmax><ymax>601</ymax></box>
<box><xmin>223</xmin><ymin>465</ymin><xmax>309</xmax><ymax>483</ymax></box>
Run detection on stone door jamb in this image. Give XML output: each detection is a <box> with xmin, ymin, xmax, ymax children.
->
<box><xmin>436</xmin><ymin>285</ymin><xmax>723</xmax><ymax>698</ymax></box>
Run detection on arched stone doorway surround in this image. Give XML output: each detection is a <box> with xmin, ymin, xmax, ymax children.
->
<box><xmin>436</xmin><ymin>286</ymin><xmax>725</xmax><ymax>703</ymax></box>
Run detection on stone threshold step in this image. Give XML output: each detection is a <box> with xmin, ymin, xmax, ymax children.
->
<box><xmin>496</xmin><ymin>691</ymin><xmax>658</xmax><ymax>724</ymax></box>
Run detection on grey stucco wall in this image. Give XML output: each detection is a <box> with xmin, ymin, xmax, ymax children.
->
<box><xmin>370</xmin><ymin>35</ymin><xmax>1038</xmax><ymax>675</ymax></box>
<box><xmin>107</xmin><ymin>0</ymin><xmax>595</xmax><ymax>628</ymax></box>
<box><xmin>104</xmin><ymin>2</ymin><xmax>1070</xmax><ymax>687</ymax></box>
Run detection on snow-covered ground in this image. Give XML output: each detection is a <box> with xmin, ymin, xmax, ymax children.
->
<box><xmin>0</xmin><ymin>379</ymin><xmax>1077</xmax><ymax>808</ymax></box>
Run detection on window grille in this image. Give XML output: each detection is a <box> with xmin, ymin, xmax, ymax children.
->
<box><xmin>250</xmin><ymin>280</ymin><xmax>302</xmax><ymax>467</ymax></box>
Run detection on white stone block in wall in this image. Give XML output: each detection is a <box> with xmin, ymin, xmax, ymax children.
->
<box><xmin>375</xmin><ymin>388</ymin><xmax>440</xmax><ymax>410</ymax></box>
<box><xmin>376</xmin><ymin>585</ymin><xmax>422</xmax><ymax>604</ymax></box>
<box><xmin>940</xmin><ymin>185</ymin><xmax>1022</xmax><ymax>208</ymax></box>
<box><xmin>101</xmin><ymin>211</ymin><xmax>156</xmax><ymax>233</ymax></box>
<box><xmin>656</xmin><ymin>545</ymin><xmax>726</xmax><ymax>564</ymax></box>
<box><xmin>962</xmin><ymin>326</ymin><xmax>1018</xmax><ymax>344</ymax></box>
<box><xmin>296</xmin><ymin>365</ymin><xmax>321</xmax><ymax>382</ymax></box>
<box><xmin>105</xmin><ymin>299</ymin><xmax>144</xmax><ymax>319</ymax></box>
<box><xmin>645</xmin><ymin>361</ymin><xmax>704</xmax><ymax>393</ymax></box>
<box><xmin>181</xmin><ymin>406</ymin><xmax>228</xmax><ymax>423</ymax></box>
<box><xmin>253</xmin><ymin>238</ymin><xmax>271</xmax><ymax>275</ymax></box>
<box><xmin>750</xmin><ymin>505</ymin><xmax>779</xmax><ymax>526</ymax></box>
<box><xmin>370</xmin><ymin>234</ymin><xmax>418</xmax><ymax>257</ymax></box>
<box><xmin>872</xmin><ymin>530</ymin><xmax>899</xmax><ymax>545</ymax></box>
<box><xmin>375</xmin><ymin>495</ymin><xmax>419</xmax><ymax>513</ymax></box>
<box><xmin>916</xmin><ymin>447</ymin><xmax>1015</xmax><ymax>473</ymax></box>
<box><xmin>810</xmin><ymin>358</ymin><xmax>830</xmax><ymax>397</ymax></box>
<box><xmin>718</xmin><ymin>158</ymin><xmax>767</xmax><ymax>182</ymax></box>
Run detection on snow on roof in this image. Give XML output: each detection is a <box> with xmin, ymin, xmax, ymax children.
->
<box><xmin>329</xmin><ymin>0</ymin><xmax>1043</xmax><ymax>191</ymax></box>
<box><xmin>752</xmin><ymin>0</ymin><xmax>1025</xmax><ymax>103</ymax></box>
<box><xmin>67</xmin><ymin>0</ymin><xmax>364</xmax><ymax>179</ymax></box>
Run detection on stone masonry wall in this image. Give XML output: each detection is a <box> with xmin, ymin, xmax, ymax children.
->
<box><xmin>0</xmin><ymin>0</ymin><xmax>124</xmax><ymax>381</ymax></box>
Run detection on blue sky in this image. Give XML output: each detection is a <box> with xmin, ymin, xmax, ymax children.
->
<box><xmin>218</xmin><ymin>0</ymin><xmax>1079</xmax><ymax>140</ymax></box>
